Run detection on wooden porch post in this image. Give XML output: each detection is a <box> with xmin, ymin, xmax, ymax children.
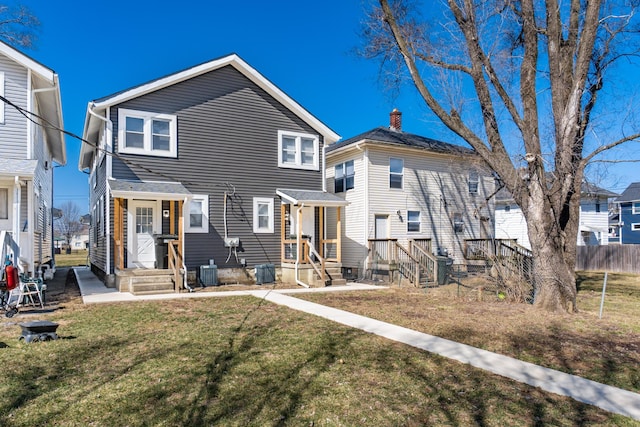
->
<box><xmin>113</xmin><ymin>197</ymin><xmax>124</xmax><ymax>270</ymax></box>
<box><xmin>177</xmin><ymin>200</ymin><xmax>183</xmax><ymax>251</ymax></box>
<box><xmin>281</xmin><ymin>203</ymin><xmax>286</xmax><ymax>262</ymax></box>
<box><xmin>169</xmin><ymin>201</ymin><xmax>175</xmax><ymax>235</ymax></box>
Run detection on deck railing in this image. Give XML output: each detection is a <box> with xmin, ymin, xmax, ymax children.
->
<box><xmin>367</xmin><ymin>239</ymin><xmax>438</xmax><ymax>287</ymax></box>
<box><xmin>168</xmin><ymin>241</ymin><xmax>184</xmax><ymax>292</ymax></box>
<box><xmin>464</xmin><ymin>239</ymin><xmax>533</xmax><ymax>280</ymax></box>
<box><xmin>410</xmin><ymin>242</ymin><xmax>438</xmax><ymax>284</ymax></box>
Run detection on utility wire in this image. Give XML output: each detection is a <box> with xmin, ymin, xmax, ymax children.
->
<box><xmin>0</xmin><ymin>94</ymin><xmax>195</xmax><ymax>186</ymax></box>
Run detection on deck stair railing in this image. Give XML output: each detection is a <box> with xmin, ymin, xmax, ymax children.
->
<box><xmin>368</xmin><ymin>238</ymin><xmax>438</xmax><ymax>287</ymax></box>
<box><xmin>464</xmin><ymin>239</ymin><xmax>533</xmax><ymax>281</ymax></box>
<box><xmin>307</xmin><ymin>244</ymin><xmax>329</xmax><ymax>285</ymax></box>
<box><xmin>168</xmin><ymin>240</ymin><xmax>187</xmax><ymax>292</ymax></box>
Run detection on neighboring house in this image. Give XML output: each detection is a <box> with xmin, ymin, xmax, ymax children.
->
<box><xmin>0</xmin><ymin>41</ymin><xmax>66</xmax><ymax>275</ymax></box>
<box><xmin>325</xmin><ymin>110</ymin><xmax>495</xmax><ymax>278</ymax></box>
<box><xmin>79</xmin><ymin>54</ymin><xmax>347</xmax><ymax>291</ymax></box>
<box><xmin>70</xmin><ymin>224</ymin><xmax>89</xmax><ymax>250</ymax></box>
<box><xmin>495</xmin><ymin>181</ymin><xmax>618</xmax><ymax>249</ymax></box>
<box><xmin>610</xmin><ymin>182</ymin><xmax>640</xmax><ymax>244</ymax></box>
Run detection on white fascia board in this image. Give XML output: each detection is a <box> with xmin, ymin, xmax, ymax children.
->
<box><xmin>91</xmin><ymin>54</ymin><xmax>340</xmax><ymax>144</ymax></box>
<box><xmin>0</xmin><ymin>42</ymin><xmax>55</xmax><ymax>84</ymax></box>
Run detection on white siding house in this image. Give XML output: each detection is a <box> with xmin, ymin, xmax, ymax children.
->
<box><xmin>0</xmin><ymin>41</ymin><xmax>65</xmax><ymax>275</ymax></box>
<box><xmin>326</xmin><ymin>111</ymin><xmax>495</xmax><ymax>277</ymax></box>
<box><xmin>495</xmin><ymin>182</ymin><xmax>617</xmax><ymax>249</ymax></box>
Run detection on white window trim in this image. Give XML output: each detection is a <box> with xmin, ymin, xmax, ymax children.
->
<box><xmin>253</xmin><ymin>197</ymin><xmax>274</xmax><ymax>233</ymax></box>
<box><xmin>390</xmin><ymin>157</ymin><xmax>404</xmax><ymax>189</ymax></box>
<box><xmin>185</xmin><ymin>195</ymin><xmax>209</xmax><ymax>233</ymax></box>
<box><xmin>631</xmin><ymin>223</ymin><xmax>640</xmax><ymax>231</ymax></box>
<box><xmin>407</xmin><ymin>210</ymin><xmax>421</xmax><ymax>233</ymax></box>
<box><xmin>633</xmin><ymin>202</ymin><xmax>640</xmax><ymax>215</ymax></box>
<box><xmin>469</xmin><ymin>170</ymin><xmax>479</xmax><ymax>194</ymax></box>
<box><xmin>277</xmin><ymin>130</ymin><xmax>319</xmax><ymax>170</ymax></box>
<box><xmin>118</xmin><ymin>108</ymin><xmax>177</xmax><ymax>158</ymax></box>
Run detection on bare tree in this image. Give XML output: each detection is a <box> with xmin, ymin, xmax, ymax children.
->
<box><xmin>363</xmin><ymin>0</ymin><xmax>640</xmax><ymax>312</ymax></box>
<box><xmin>0</xmin><ymin>4</ymin><xmax>39</xmax><ymax>48</ymax></box>
<box><xmin>54</xmin><ymin>201</ymin><xmax>83</xmax><ymax>253</ymax></box>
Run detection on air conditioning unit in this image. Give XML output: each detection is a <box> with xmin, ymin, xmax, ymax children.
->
<box><xmin>255</xmin><ymin>264</ymin><xmax>275</xmax><ymax>285</ymax></box>
<box><xmin>199</xmin><ymin>265</ymin><xmax>218</xmax><ymax>287</ymax></box>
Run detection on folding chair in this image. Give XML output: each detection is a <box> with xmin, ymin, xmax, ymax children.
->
<box><xmin>17</xmin><ymin>274</ymin><xmax>45</xmax><ymax>309</ymax></box>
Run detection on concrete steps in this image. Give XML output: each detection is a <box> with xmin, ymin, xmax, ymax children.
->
<box><xmin>117</xmin><ymin>269</ymin><xmax>177</xmax><ymax>295</ymax></box>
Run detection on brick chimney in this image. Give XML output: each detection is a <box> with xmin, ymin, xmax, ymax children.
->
<box><xmin>389</xmin><ymin>109</ymin><xmax>402</xmax><ymax>131</ymax></box>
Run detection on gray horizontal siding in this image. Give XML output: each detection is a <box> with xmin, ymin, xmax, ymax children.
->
<box><xmin>0</xmin><ymin>53</ymin><xmax>28</xmax><ymax>158</ymax></box>
<box><xmin>110</xmin><ymin>65</ymin><xmax>325</xmax><ymax>270</ymax></box>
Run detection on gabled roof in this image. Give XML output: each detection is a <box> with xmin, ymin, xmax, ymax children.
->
<box><xmin>0</xmin><ymin>41</ymin><xmax>65</xmax><ymax>165</ymax></box>
<box><xmin>615</xmin><ymin>182</ymin><xmax>640</xmax><ymax>203</ymax></box>
<box><xmin>79</xmin><ymin>53</ymin><xmax>340</xmax><ymax>170</ymax></box>
<box><xmin>495</xmin><ymin>178</ymin><xmax>618</xmax><ymax>204</ymax></box>
<box><xmin>326</xmin><ymin>126</ymin><xmax>474</xmax><ymax>157</ymax></box>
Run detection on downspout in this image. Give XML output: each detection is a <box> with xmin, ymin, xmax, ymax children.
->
<box><xmin>182</xmin><ymin>196</ymin><xmax>193</xmax><ymax>292</ymax></box>
<box><xmin>88</xmin><ymin>103</ymin><xmax>113</xmax><ymax>276</ymax></box>
<box><xmin>322</xmin><ymin>144</ymin><xmax>327</xmax><ymax>193</ymax></box>
<box><xmin>295</xmin><ymin>202</ymin><xmax>309</xmax><ymax>288</ymax></box>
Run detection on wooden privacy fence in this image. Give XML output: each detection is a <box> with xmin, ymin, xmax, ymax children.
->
<box><xmin>576</xmin><ymin>245</ymin><xmax>640</xmax><ymax>273</ymax></box>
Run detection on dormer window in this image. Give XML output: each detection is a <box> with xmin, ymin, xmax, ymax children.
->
<box><xmin>118</xmin><ymin>108</ymin><xmax>177</xmax><ymax>158</ymax></box>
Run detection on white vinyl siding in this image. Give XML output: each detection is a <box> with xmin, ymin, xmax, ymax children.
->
<box><xmin>0</xmin><ymin>71</ymin><xmax>4</xmax><ymax>124</ymax></box>
<box><xmin>0</xmin><ymin>56</ymin><xmax>28</xmax><ymax>158</ymax></box>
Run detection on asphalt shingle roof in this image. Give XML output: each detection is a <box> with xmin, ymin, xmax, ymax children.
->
<box><xmin>327</xmin><ymin>127</ymin><xmax>474</xmax><ymax>156</ymax></box>
<box><xmin>616</xmin><ymin>182</ymin><xmax>640</xmax><ymax>203</ymax></box>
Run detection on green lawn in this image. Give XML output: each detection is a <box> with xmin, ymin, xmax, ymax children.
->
<box><xmin>1</xmin><ymin>283</ymin><xmax>638</xmax><ymax>426</ymax></box>
<box><xmin>54</xmin><ymin>249</ymin><xmax>88</xmax><ymax>267</ymax></box>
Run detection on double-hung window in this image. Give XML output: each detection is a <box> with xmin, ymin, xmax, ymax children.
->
<box><xmin>118</xmin><ymin>108</ymin><xmax>177</xmax><ymax>157</ymax></box>
<box><xmin>335</xmin><ymin>160</ymin><xmax>354</xmax><ymax>193</ymax></box>
<box><xmin>468</xmin><ymin>170</ymin><xmax>479</xmax><ymax>194</ymax></box>
<box><xmin>185</xmin><ymin>195</ymin><xmax>209</xmax><ymax>233</ymax></box>
<box><xmin>278</xmin><ymin>130</ymin><xmax>319</xmax><ymax>170</ymax></box>
<box><xmin>407</xmin><ymin>210</ymin><xmax>420</xmax><ymax>232</ymax></box>
<box><xmin>633</xmin><ymin>202</ymin><xmax>640</xmax><ymax>215</ymax></box>
<box><xmin>253</xmin><ymin>197</ymin><xmax>274</xmax><ymax>233</ymax></box>
<box><xmin>390</xmin><ymin>158</ymin><xmax>403</xmax><ymax>189</ymax></box>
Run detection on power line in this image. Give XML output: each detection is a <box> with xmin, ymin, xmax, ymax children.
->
<box><xmin>0</xmin><ymin>94</ymin><xmax>195</xmax><ymax>186</ymax></box>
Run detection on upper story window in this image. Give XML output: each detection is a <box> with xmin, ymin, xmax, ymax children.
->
<box><xmin>595</xmin><ymin>200</ymin><xmax>601</xmax><ymax>213</ymax></box>
<box><xmin>469</xmin><ymin>170</ymin><xmax>479</xmax><ymax>194</ymax></box>
<box><xmin>407</xmin><ymin>210</ymin><xmax>420</xmax><ymax>232</ymax></box>
<box><xmin>390</xmin><ymin>158</ymin><xmax>403</xmax><ymax>189</ymax></box>
<box><xmin>335</xmin><ymin>160</ymin><xmax>354</xmax><ymax>193</ymax></box>
<box><xmin>253</xmin><ymin>197</ymin><xmax>274</xmax><ymax>233</ymax></box>
<box><xmin>633</xmin><ymin>202</ymin><xmax>640</xmax><ymax>215</ymax></box>
<box><xmin>278</xmin><ymin>130</ymin><xmax>319</xmax><ymax>170</ymax></box>
<box><xmin>185</xmin><ymin>195</ymin><xmax>209</xmax><ymax>233</ymax></box>
<box><xmin>118</xmin><ymin>108</ymin><xmax>177</xmax><ymax>158</ymax></box>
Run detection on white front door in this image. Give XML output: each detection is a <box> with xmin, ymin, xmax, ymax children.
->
<box><xmin>290</xmin><ymin>205</ymin><xmax>315</xmax><ymax>248</ymax></box>
<box><xmin>128</xmin><ymin>200</ymin><xmax>159</xmax><ymax>268</ymax></box>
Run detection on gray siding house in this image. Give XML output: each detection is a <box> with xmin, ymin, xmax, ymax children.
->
<box><xmin>79</xmin><ymin>54</ymin><xmax>347</xmax><ymax>292</ymax></box>
<box><xmin>0</xmin><ymin>41</ymin><xmax>65</xmax><ymax>276</ymax></box>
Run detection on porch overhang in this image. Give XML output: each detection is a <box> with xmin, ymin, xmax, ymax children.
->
<box><xmin>0</xmin><ymin>159</ymin><xmax>37</xmax><ymax>179</ymax></box>
<box><xmin>108</xmin><ymin>179</ymin><xmax>191</xmax><ymax>200</ymax></box>
<box><xmin>579</xmin><ymin>224</ymin><xmax>608</xmax><ymax>233</ymax></box>
<box><xmin>276</xmin><ymin>188</ymin><xmax>349</xmax><ymax>207</ymax></box>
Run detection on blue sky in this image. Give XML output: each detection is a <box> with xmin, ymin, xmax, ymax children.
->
<box><xmin>11</xmin><ymin>0</ymin><xmax>639</xmax><ymax>211</ymax></box>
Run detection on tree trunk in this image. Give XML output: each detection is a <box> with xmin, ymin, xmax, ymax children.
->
<box><xmin>525</xmin><ymin>182</ymin><xmax>577</xmax><ymax>312</ymax></box>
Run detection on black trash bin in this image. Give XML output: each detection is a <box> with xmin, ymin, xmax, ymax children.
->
<box><xmin>154</xmin><ymin>234</ymin><xmax>178</xmax><ymax>269</ymax></box>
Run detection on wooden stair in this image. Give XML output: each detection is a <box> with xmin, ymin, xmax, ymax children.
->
<box><xmin>311</xmin><ymin>263</ymin><xmax>346</xmax><ymax>287</ymax></box>
<box><xmin>128</xmin><ymin>270</ymin><xmax>176</xmax><ymax>295</ymax></box>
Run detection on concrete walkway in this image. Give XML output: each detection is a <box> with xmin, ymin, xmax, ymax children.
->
<box><xmin>73</xmin><ymin>267</ymin><xmax>640</xmax><ymax>421</ymax></box>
